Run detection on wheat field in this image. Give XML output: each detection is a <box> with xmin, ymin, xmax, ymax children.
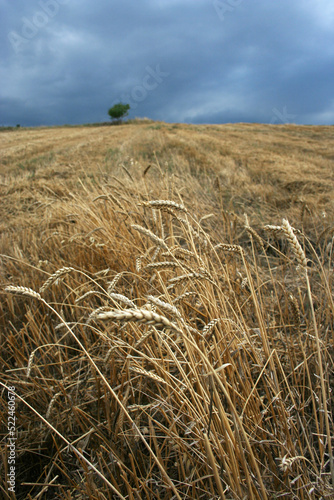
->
<box><xmin>1</xmin><ymin>121</ymin><xmax>334</xmax><ymax>499</ymax></box>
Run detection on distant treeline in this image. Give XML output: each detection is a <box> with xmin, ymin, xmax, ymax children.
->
<box><xmin>0</xmin><ymin>118</ymin><xmax>155</xmax><ymax>132</ymax></box>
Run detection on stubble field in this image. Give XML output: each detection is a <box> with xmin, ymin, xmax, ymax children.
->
<box><xmin>0</xmin><ymin>121</ymin><xmax>334</xmax><ymax>499</ymax></box>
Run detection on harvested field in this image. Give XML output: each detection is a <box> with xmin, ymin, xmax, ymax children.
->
<box><xmin>1</xmin><ymin>121</ymin><xmax>334</xmax><ymax>499</ymax></box>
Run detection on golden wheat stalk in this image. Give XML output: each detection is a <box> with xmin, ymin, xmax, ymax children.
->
<box><xmin>281</xmin><ymin>219</ymin><xmax>307</xmax><ymax>268</ymax></box>
<box><xmin>5</xmin><ymin>285</ymin><xmax>42</xmax><ymax>300</ymax></box>
<box><xmin>140</xmin><ymin>200</ymin><xmax>188</xmax><ymax>213</ymax></box>
<box><xmin>145</xmin><ymin>261</ymin><xmax>181</xmax><ymax>271</ymax></box>
<box><xmin>104</xmin><ymin>192</ymin><xmax>126</xmax><ymax>211</ymax></box>
<box><xmin>129</xmin><ymin>366</ymin><xmax>167</xmax><ymax>385</ymax></box>
<box><xmin>142</xmin><ymin>164</ymin><xmax>152</xmax><ymax>176</ymax></box>
<box><xmin>162</xmin><ymin>247</ymin><xmax>196</xmax><ymax>260</ymax></box>
<box><xmin>136</xmin><ymin>256</ymin><xmax>142</xmax><ymax>272</ymax></box>
<box><xmin>107</xmin><ymin>272</ymin><xmax>124</xmax><ymax>294</ymax></box>
<box><xmin>134</xmin><ymin>328</ymin><xmax>155</xmax><ymax>349</ymax></box>
<box><xmin>151</xmin><ymin>246</ymin><xmax>162</xmax><ymax>262</ymax></box>
<box><xmin>167</xmin><ymin>272</ymin><xmax>203</xmax><ymax>288</ymax></box>
<box><xmin>245</xmin><ymin>226</ymin><xmax>264</xmax><ymax>250</ymax></box>
<box><xmin>214</xmin><ymin>243</ymin><xmax>245</xmax><ymax>255</ymax></box>
<box><xmin>91</xmin><ymin>308</ymin><xmax>182</xmax><ymax>333</ymax></box>
<box><xmin>128</xmin><ymin>403</ymin><xmax>156</xmax><ymax>411</ymax></box>
<box><xmin>39</xmin><ymin>267</ymin><xmax>74</xmax><ymax>293</ymax></box>
<box><xmin>288</xmin><ymin>294</ymin><xmax>301</xmax><ymax>331</ymax></box>
<box><xmin>264</xmin><ymin>223</ymin><xmax>303</xmax><ymax>237</ymax></box>
<box><xmin>197</xmin><ymin>266</ymin><xmax>214</xmax><ymax>282</ymax></box>
<box><xmin>75</xmin><ymin>290</ymin><xmax>101</xmax><ymax>303</ymax></box>
<box><xmin>108</xmin><ymin>292</ymin><xmax>136</xmax><ymax>308</ymax></box>
<box><xmin>115</xmin><ymin>385</ymin><xmax>130</xmax><ymax>436</ymax></box>
<box><xmin>263</xmin><ymin>224</ymin><xmax>283</xmax><ymax>235</ymax></box>
<box><xmin>94</xmin><ymin>268</ymin><xmax>111</xmax><ymax>277</ymax></box>
<box><xmin>27</xmin><ymin>342</ymin><xmax>75</xmax><ymax>378</ymax></box>
<box><xmin>87</xmin><ymin>306</ymin><xmax>113</xmax><ymax>326</ymax></box>
<box><xmin>202</xmin><ymin>318</ymin><xmax>220</xmax><ymax>338</ymax></box>
<box><xmin>121</xmin><ymin>164</ymin><xmax>134</xmax><ymax>182</ymax></box>
<box><xmin>46</xmin><ymin>391</ymin><xmax>63</xmax><ymax>419</ymax></box>
<box><xmin>85</xmin><ymin>227</ymin><xmax>105</xmax><ymax>238</ymax></box>
<box><xmin>146</xmin><ymin>295</ymin><xmax>182</xmax><ymax>319</ymax></box>
<box><xmin>131</xmin><ymin>224</ymin><xmax>168</xmax><ymax>250</ymax></box>
<box><xmin>203</xmin><ymin>433</ymin><xmax>226</xmax><ymax>499</ymax></box>
<box><xmin>172</xmin><ymin>291</ymin><xmax>197</xmax><ymax>303</ymax></box>
<box><xmin>26</xmin><ymin>349</ymin><xmax>37</xmax><ymax>378</ymax></box>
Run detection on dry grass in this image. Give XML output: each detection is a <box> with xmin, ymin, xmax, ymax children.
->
<box><xmin>0</xmin><ymin>122</ymin><xmax>334</xmax><ymax>499</ymax></box>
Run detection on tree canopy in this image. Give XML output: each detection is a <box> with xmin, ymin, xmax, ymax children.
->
<box><xmin>108</xmin><ymin>103</ymin><xmax>130</xmax><ymax>123</ymax></box>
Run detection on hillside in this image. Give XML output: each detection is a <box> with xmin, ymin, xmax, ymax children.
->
<box><xmin>1</xmin><ymin>122</ymin><xmax>334</xmax><ymax>499</ymax></box>
<box><xmin>1</xmin><ymin>122</ymin><xmax>334</xmax><ymax>232</ymax></box>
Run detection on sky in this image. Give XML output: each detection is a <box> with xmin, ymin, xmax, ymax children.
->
<box><xmin>1</xmin><ymin>0</ymin><xmax>334</xmax><ymax>127</ymax></box>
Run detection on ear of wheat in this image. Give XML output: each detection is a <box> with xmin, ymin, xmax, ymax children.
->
<box><xmin>129</xmin><ymin>366</ymin><xmax>167</xmax><ymax>385</ymax></box>
<box><xmin>5</xmin><ymin>286</ymin><xmax>42</xmax><ymax>300</ymax></box>
<box><xmin>91</xmin><ymin>308</ymin><xmax>182</xmax><ymax>333</ymax></box>
<box><xmin>214</xmin><ymin>243</ymin><xmax>245</xmax><ymax>255</ymax></box>
<box><xmin>107</xmin><ymin>272</ymin><xmax>124</xmax><ymax>294</ymax></box>
<box><xmin>281</xmin><ymin>219</ymin><xmax>307</xmax><ymax>268</ymax></box>
<box><xmin>75</xmin><ymin>290</ymin><xmax>102</xmax><ymax>303</ymax></box>
<box><xmin>202</xmin><ymin>318</ymin><xmax>221</xmax><ymax>338</ymax></box>
<box><xmin>39</xmin><ymin>267</ymin><xmax>74</xmax><ymax>293</ymax></box>
<box><xmin>288</xmin><ymin>294</ymin><xmax>301</xmax><ymax>331</ymax></box>
<box><xmin>167</xmin><ymin>272</ymin><xmax>203</xmax><ymax>288</ymax></box>
<box><xmin>263</xmin><ymin>225</ymin><xmax>283</xmax><ymax>235</ymax></box>
<box><xmin>131</xmin><ymin>224</ymin><xmax>168</xmax><ymax>250</ymax></box>
<box><xmin>145</xmin><ymin>262</ymin><xmax>181</xmax><ymax>271</ymax></box>
<box><xmin>140</xmin><ymin>200</ymin><xmax>188</xmax><ymax>213</ymax></box>
<box><xmin>108</xmin><ymin>292</ymin><xmax>136</xmax><ymax>308</ymax></box>
<box><xmin>146</xmin><ymin>295</ymin><xmax>182</xmax><ymax>319</ymax></box>
<box><xmin>245</xmin><ymin>226</ymin><xmax>264</xmax><ymax>250</ymax></box>
<box><xmin>172</xmin><ymin>291</ymin><xmax>197</xmax><ymax>303</ymax></box>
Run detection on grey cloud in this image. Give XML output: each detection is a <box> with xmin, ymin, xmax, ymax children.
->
<box><xmin>1</xmin><ymin>0</ymin><xmax>333</xmax><ymax>126</ymax></box>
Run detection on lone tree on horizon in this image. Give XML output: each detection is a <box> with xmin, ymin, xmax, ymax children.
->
<box><xmin>108</xmin><ymin>103</ymin><xmax>130</xmax><ymax>124</ymax></box>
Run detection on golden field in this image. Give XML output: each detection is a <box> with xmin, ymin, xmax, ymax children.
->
<box><xmin>0</xmin><ymin>121</ymin><xmax>334</xmax><ymax>499</ymax></box>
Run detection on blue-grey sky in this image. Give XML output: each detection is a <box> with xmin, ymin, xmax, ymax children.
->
<box><xmin>1</xmin><ymin>0</ymin><xmax>334</xmax><ymax>126</ymax></box>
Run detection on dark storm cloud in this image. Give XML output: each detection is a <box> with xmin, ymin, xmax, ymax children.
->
<box><xmin>1</xmin><ymin>0</ymin><xmax>333</xmax><ymax>126</ymax></box>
